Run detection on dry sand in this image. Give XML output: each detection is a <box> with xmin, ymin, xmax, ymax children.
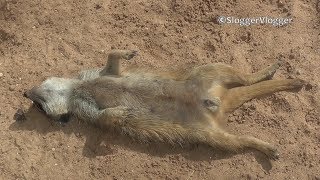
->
<box><xmin>0</xmin><ymin>0</ymin><xmax>319</xmax><ymax>179</ymax></box>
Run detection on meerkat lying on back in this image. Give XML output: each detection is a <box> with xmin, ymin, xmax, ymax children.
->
<box><xmin>23</xmin><ymin>50</ymin><xmax>305</xmax><ymax>159</ymax></box>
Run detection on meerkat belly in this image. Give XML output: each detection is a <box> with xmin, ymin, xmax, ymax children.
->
<box><xmin>78</xmin><ymin>74</ymin><xmax>208</xmax><ymax>123</ymax></box>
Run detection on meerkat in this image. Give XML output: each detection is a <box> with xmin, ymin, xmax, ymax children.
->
<box><xmin>23</xmin><ymin>49</ymin><xmax>305</xmax><ymax>159</ymax></box>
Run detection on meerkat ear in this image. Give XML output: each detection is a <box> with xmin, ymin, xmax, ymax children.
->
<box><xmin>58</xmin><ymin>113</ymin><xmax>71</xmax><ymax>123</ymax></box>
<box><xmin>100</xmin><ymin>50</ymin><xmax>138</xmax><ymax>76</ymax></box>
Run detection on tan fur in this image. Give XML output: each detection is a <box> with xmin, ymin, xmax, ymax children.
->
<box><xmin>24</xmin><ymin>50</ymin><xmax>306</xmax><ymax>159</ymax></box>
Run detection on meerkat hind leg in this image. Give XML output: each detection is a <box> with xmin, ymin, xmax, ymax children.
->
<box><xmin>243</xmin><ymin>60</ymin><xmax>282</xmax><ymax>84</ymax></box>
<box><xmin>188</xmin><ymin>61</ymin><xmax>281</xmax><ymax>88</ymax></box>
<box><xmin>221</xmin><ymin>60</ymin><xmax>282</xmax><ymax>87</ymax></box>
<box><xmin>201</xmin><ymin>129</ymin><xmax>279</xmax><ymax>159</ymax></box>
<box><xmin>223</xmin><ymin>78</ymin><xmax>305</xmax><ymax>113</ymax></box>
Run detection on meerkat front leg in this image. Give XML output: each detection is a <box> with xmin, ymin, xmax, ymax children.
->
<box><xmin>96</xmin><ymin>106</ymin><xmax>136</xmax><ymax>128</ymax></box>
<box><xmin>70</xmin><ymin>93</ymin><xmax>135</xmax><ymax>123</ymax></box>
<box><xmin>77</xmin><ymin>50</ymin><xmax>138</xmax><ymax>80</ymax></box>
<box><xmin>100</xmin><ymin>50</ymin><xmax>138</xmax><ymax>76</ymax></box>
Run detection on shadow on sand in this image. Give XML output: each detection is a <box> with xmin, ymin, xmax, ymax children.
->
<box><xmin>9</xmin><ymin>105</ymin><xmax>273</xmax><ymax>172</ymax></box>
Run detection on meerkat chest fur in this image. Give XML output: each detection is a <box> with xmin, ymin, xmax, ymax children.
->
<box><xmin>71</xmin><ymin>71</ymin><xmax>220</xmax><ymax>124</ymax></box>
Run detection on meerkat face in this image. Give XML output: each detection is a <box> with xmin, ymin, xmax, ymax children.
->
<box><xmin>24</xmin><ymin>77</ymin><xmax>78</xmax><ymax>120</ymax></box>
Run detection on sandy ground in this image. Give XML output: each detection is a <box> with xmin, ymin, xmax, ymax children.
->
<box><xmin>1</xmin><ymin>0</ymin><xmax>320</xmax><ymax>179</ymax></box>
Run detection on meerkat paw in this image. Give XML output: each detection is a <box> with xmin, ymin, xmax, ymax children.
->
<box><xmin>263</xmin><ymin>144</ymin><xmax>280</xmax><ymax>160</ymax></box>
<box><xmin>266</xmin><ymin>60</ymin><xmax>283</xmax><ymax>79</ymax></box>
<box><xmin>291</xmin><ymin>78</ymin><xmax>306</xmax><ymax>88</ymax></box>
<box><xmin>122</xmin><ymin>50</ymin><xmax>138</xmax><ymax>60</ymax></box>
<box><xmin>274</xmin><ymin>59</ymin><xmax>283</xmax><ymax>68</ymax></box>
<box><xmin>285</xmin><ymin>78</ymin><xmax>306</xmax><ymax>93</ymax></box>
<box><xmin>103</xmin><ymin>106</ymin><xmax>136</xmax><ymax>119</ymax></box>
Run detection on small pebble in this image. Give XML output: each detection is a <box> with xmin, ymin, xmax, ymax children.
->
<box><xmin>279</xmin><ymin>138</ymin><xmax>285</xmax><ymax>145</ymax></box>
<box><xmin>9</xmin><ymin>85</ymin><xmax>15</xmax><ymax>91</ymax></box>
<box><xmin>0</xmin><ymin>73</ymin><xmax>3</xmax><ymax>77</ymax></box>
<box><xmin>305</xmin><ymin>83</ymin><xmax>313</xmax><ymax>91</ymax></box>
<box><xmin>289</xmin><ymin>140</ymin><xmax>295</xmax><ymax>144</ymax></box>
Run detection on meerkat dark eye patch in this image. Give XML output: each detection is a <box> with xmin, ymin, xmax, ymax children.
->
<box><xmin>33</xmin><ymin>101</ymin><xmax>45</xmax><ymax>113</ymax></box>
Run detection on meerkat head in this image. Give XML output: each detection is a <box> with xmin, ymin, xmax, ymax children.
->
<box><xmin>24</xmin><ymin>77</ymin><xmax>79</xmax><ymax>121</ymax></box>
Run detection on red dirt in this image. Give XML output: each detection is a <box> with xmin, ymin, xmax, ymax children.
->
<box><xmin>1</xmin><ymin>0</ymin><xmax>319</xmax><ymax>179</ymax></box>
